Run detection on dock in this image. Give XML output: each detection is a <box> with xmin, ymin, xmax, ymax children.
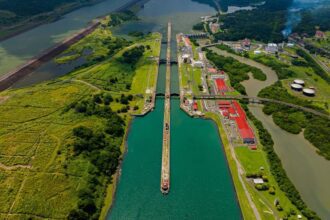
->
<box><xmin>160</xmin><ymin>22</ymin><xmax>171</xmax><ymax>194</ymax></box>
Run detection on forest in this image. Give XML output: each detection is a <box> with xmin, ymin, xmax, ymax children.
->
<box><xmin>294</xmin><ymin>6</ymin><xmax>330</xmax><ymax>36</ymax></box>
<box><xmin>213</xmin><ymin>0</ymin><xmax>293</xmax><ymax>43</ymax></box>
<box><xmin>68</xmin><ymin>93</ymin><xmax>127</xmax><ymax>219</ymax></box>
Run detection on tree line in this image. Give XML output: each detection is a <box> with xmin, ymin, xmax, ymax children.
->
<box><xmin>67</xmin><ymin>93</ymin><xmax>126</xmax><ymax>219</ymax></box>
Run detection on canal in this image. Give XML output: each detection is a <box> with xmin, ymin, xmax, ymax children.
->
<box><xmin>108</xmin><ymin>0</ymin><xmax>241</xmax><ymax>218</ymax></box>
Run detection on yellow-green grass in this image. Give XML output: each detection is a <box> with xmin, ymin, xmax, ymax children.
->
<box><xmin>235</xmin><ymin>146</ymin><xmax>303</xmax><ymax>219</ymax></box>
<box><xmin>0</xmin><ymin>25</ymin><xmax>160</xmax><ymax>218</ymax></box>
<box><xmin>0</xmin><ymin>80</ymin><xmax>103</xmax><ymax>218</ymax></box>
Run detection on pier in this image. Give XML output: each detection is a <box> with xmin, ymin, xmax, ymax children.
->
<box><xmin>160</xmin><ymin>22</ymin><xmax>171</xmax><ymax>194</ymax></box>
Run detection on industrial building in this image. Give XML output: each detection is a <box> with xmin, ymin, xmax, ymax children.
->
<box><xmin>219</xmin><ymin>100</ymin><xmax>256</xmax><ymax>145</ymax></box>
<box><xmin>215</xmin><ymin>78</ymin><xmax>228</xmax><ymax>93</ymax></box>
<box><xmin>265</xmin><ymin>43</ymin><xmax>278</xmax><ymax>53</ymax></box>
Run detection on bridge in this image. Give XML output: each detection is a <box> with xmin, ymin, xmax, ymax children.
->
<box><xmin>193</xmin><ymin>95</ymin><xmax>330</xmax><ymax>119</ymax></box>
<box><xmin>156</xmin><ymin>93</ymin><xmax>179</xmax><ymax>97</ymax></box>
<box><xmin>159</xmin><ymin>59</ymin><xmax>178</xmax><ymax>65</ymax></box>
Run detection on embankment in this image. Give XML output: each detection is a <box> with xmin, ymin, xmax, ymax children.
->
<box><xmin>0</xmin><ymin>0</ymin><xmax>148</xmax><ymax>91</ymax></box>
<box><xmin>0</xmin><ymin>21</ymin><xmax>100</xmax><ymax>91</ymax></box>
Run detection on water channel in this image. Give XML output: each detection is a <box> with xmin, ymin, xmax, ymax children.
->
<box><xmin>108</xmin><ymin>0</ymin><xmax>242</xmax><ymax>218</ymax></box>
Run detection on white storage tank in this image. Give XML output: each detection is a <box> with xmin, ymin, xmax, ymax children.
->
<box><xmin>303</xmin><ymin>88</ymin><xmax>315</xmax><ymax>97</ymax></box>
<box><xmin>291</xmin><ymin>83</ymin><xmax>303</xmax><ymax>91</ymax></box>
<box><xmin>293</xmin><ymin>79</ymin><xmax>305</xmax><ymax>86</ymax></box>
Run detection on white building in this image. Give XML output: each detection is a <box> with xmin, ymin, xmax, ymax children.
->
<box><xmin>193</xmin><ymin>60</ymin><xmax>204</xmax><ymax>68</ymax></box>
<box><xmin>265</xmin><ymin>43</ymin><xmax>278</xmax><ymax>53</ymax></box>
<box><xmin>254</xmin><ymin>50</ymin><xmax>261</xmax><ymax>55</ymax></box>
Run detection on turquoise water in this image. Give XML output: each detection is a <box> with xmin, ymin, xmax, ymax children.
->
<box><xmin>109</xmin><ymin>1</ymin><xmax>241</xmax><ymax>218</ymax></box>
<box><xmin>109</xmin><ymin>98</ymin><xmax>241</xmax><ymax>219</ymax></box>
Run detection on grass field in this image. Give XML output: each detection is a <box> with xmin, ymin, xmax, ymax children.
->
<box><xmin>0</xmin><ymin>20</ymin><xmax>161</xmax><ymax>219</ymax></box>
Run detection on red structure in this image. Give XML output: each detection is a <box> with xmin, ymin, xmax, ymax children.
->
<box><xmin>232</xmin><ymin>101</ymin><xmax>255</xmax><ymax>144</ymax></box>
<box><xmin>193</xmin><ymin>102</ymin><xmax>198</xmax><ymax>111</ymax></box>
<box><xmin>218</xmin><ymin>100</ymin><xmax>231</xmax><ymax>109</ymax></box>
<box><xmin>219</xmin><ymin>100</ymin><xmax>255</xmax><ymax>144</ymax></box>
<box><xmin>215</xmin><ymin>79</ymin><xmax>228</xmax><ymax>93</ymax></box>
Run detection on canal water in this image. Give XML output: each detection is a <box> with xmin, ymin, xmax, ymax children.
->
<box><xmin>108</xmin><ymin>0</ymin><xmax>242</xmax><ymax>219</ymax></box>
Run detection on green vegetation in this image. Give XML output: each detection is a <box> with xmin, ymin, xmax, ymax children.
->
<box><xmin>296</xmin><ymin>49</ymin><xmax>330</xmax><ymax>83</ymax></box>
<box><xmin>192</xmin><ymin>22</ymin><xmax>205</xmax><ymax>31</ymax></box>
<box><xmin>211</xmin><ymin>0</ymin><xmax>293</xmax><ymax>43</ymax></box>
<box><xmin>67</xmin><ymin>94</ymin><xmax>124</xmax><ymax>219</ymax></box>
<box><xmin>108</xmin><ymin>11</ymin><xmax>138</xmax><ymax>27</ymax></box>
<box><xmin>205</xmin><ymin>49</ymin><xmax>266</xmax><ymax>94</ymax></box>
<box><xmin>0</xmin><ymin>17</ymin><xmax>161</xmax><ymax>219</ymax></box>
<box><xmin>241</xmin><ymin>104</ymin><xmax>320</xmax><ymax>220</ymax></box>
<box><xmin>55</xmin><ymin>17</ymin><xmax>130</xmax><ymax>65</ymax></box>
<box><xmin>258</xmin><ymin>82</ymin><xmax>330</xmax><ymax>160</ymax></box>
<box><xmin>294</xmin><ymin>7</ymin><xmax>330</xmax><ymax>36</ymax></box>
<box><xmin>235</xmin><ymin>146</ymin><xmax>302</xmax><ymax>219</ymax></box>
<box><xmin>120</xmin><ymin>45</ymin><xmax>145</xmax><ymax>66</ymax></box>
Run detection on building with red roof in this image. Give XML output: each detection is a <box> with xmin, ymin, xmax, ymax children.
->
<box><xmin>208</xmin><ymin>68</ymin><xmax>218</xmax><ymax>74</ymax></box>
<box><xmin>193</xmin><ymin>102</ymin><xmax>198</xmax><ymax>111</ymax></box>
<box><xmin>315</xmin><ymin>30</ymin><xmax>326</xmax><ymax>39</ymax></box>
<box><xmin>215</xmin><ymin>79</ymin><xmax>228</xmax><ymax>93</ymax></box>
<box><xmin>232</xmin><ymin>101</ymin><xmax>255</xmax><ymax>144</ymax></box>
<box><xmin>183</xmin><ymin>37</ymin><xmax>192</xmax><ymax>47</ymax></box>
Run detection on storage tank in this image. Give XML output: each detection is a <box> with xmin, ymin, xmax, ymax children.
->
<box><xmin>303</xmin><ymin>88</ymin><xmax>315</xmax><ymax>97</ymax></box>
<box><xmin>291</xmin><ymin>83</ymin><xmax>303</xmax><ymax>91</ymax></box>
<box><xmin>293</xmin><ymin>79</ymin><xmax>305</xmax><ymax>86</ymax></box>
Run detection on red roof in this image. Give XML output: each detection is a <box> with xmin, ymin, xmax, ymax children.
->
<box><xmin>215</xmin><ymin>79</ymin><xmax>228</xmax><ymax>92</ymax></box>
<box><xmin>184</xmin><ymin>37</ymin><xmax>191</xmax><ymax>46</ymax></box>
<box><xmin>218</xmin><ymin>101</ymin><xmax>231</xmax><ymax>105</ymax></box>
<box><xmin>193</xmin><ymin>102</ymin><xmax>198</xmax><ymax>111</ymax></box>
<box><xmin>250</xmin><ymin>145</ymin><xmax>257</xmax><ymax>150</ymax></box>
<box><xmin>232</xmin><ymin>101</ymin><xmax>255</xmax><ymax>139</ymax></box>
<box><xmin>208</xmin><ymin>68</ymin><xmax>218</xmax><ymax>74</ymax></box>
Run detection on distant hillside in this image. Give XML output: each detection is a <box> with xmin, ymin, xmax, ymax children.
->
<box><xmin>0</xmin><ymin>0</ymin><xmax>103</xmax><ymax>40</ymax></box>
<box><xmin>192</xmin><ymin>0</ymin><xmax>270</xmax><ymax>12</ymax></box>
<box><xmin>294</xmin><ymin>6</ymin><xmax>330</xmax><ymax>35</ymax></box>
<box><xmin>211</xmin><ymin>0</ymin><xmax>293</xmax><ymax>43</ymax></box>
